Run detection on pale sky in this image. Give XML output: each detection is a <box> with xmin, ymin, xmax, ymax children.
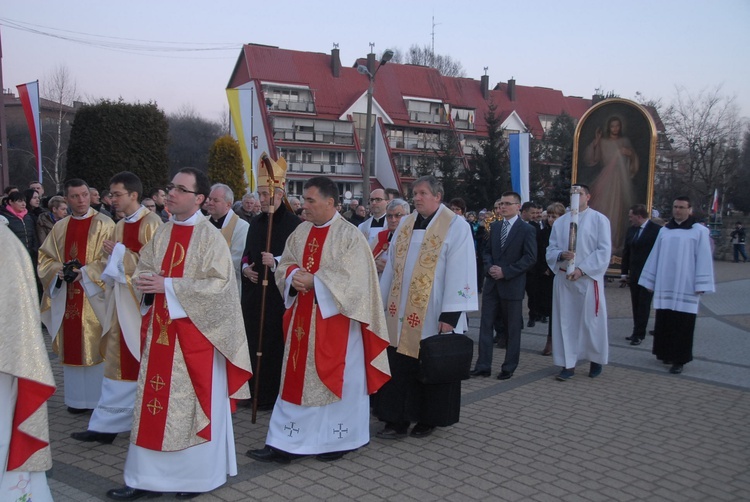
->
<box><xmin>3</xmin><ymin>0</ymin><xmax>749</xmax><ymax>123</ymax></box>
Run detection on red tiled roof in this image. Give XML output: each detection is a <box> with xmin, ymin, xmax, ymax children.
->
<box><xmin>229</xmin><ymin>44</ymin><xmax>662</xmax><ymax>140</ymax></box>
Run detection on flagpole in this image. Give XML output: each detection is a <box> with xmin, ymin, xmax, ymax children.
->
<box><xmin>0</xmin><ymin>26</ymin><xmax>10</xmax><ymax>191</ymax></box>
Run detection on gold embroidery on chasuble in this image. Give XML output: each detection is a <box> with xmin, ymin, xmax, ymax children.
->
<box><xmin>386</xmin><ymin>208</ymin><xmax>454</xmax><ymax>358</ymax></box>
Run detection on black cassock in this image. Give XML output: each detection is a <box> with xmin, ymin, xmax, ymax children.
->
<box><xmin>241</xmin><ymin>203</ymin><xmax>301</xmax><ymax>408</ymax></box>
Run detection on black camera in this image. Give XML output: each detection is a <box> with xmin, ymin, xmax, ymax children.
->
<box><xmin>55</xmin><ymin>259</ymin><xmax>83</xmax><ymax>288</ymax></box>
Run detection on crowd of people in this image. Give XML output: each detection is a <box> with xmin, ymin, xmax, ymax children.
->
<box><xmin>1</xmin><ymin>164</ymin><xmax>718</xmax><ymax>500</ymax></box>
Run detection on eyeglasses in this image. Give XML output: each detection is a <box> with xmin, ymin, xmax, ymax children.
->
<box><xmin>166</xmin><ymin>183</ymin><xmax>198</xmax><ymax>195</ymax></box>
<box><xmin>370</xmin><ymin>198</ymin><xmax>385</xmax><ymax>203</ymax></box>
<box><xmin>386</xmin><ymin>213</ymin><xmax>406</xmax><ymax>219</ymax></box>
<box><xmin>109</xmin><ymin>191</ymin><xmax>130</xmax><ymax>199</ymax></box>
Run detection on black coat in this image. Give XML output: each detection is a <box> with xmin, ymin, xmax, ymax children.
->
<box><xmin>482</xmin><ymin>218</ymin><xmax>537</xmax><ymax>301</ymax></box>
<box><xmin>621</xmin><ymin>220</ymin><xmax>661</xmax><ymax>284</ymax></box>
<box><xmin>1</xmin><ymin>206</ymin><xmax>39</xmax><ymax>261</ymax></box>
<box><xmin>240</xmin><ymin>203</ymin><xmax>301</xmax><ymax>406</ymax></box>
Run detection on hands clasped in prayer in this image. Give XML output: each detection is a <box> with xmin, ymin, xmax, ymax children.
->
<box><xmin>292</xmin><ymin>269</ymin><xmax>314</xmax><ymax>294</ymax></box>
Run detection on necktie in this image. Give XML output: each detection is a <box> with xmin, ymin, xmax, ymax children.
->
<box><xmin>634</xmin><ymin>226</ymin><xmax>642</xmax><ymax>242</ymax></box>
<box><xmin>500</xmin><ymin>220</ymin><xmax>509</xmax><ymax>248</ymax></box>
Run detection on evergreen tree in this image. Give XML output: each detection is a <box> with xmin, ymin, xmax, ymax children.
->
<box><xmin>463</xmin><ymin>102</ymin><xmax>509</xmax><ymax>210</ymax></box>
<box><xmin>66</xmin><ymin>100</ymin><xmax>169</xmax><ymax>192</ymax></box>
<box><xmin>435</xmin><ymin>132</ymin><xmax>463</xmax><ymax>200</ymax></box>
<box><xmin>544</xmin><ymin>112</ymin><xmax>577</xmax><ymax>205</ymax></box>
<box><xmin>207</xmin><ymin>135</ymin><xmax>247</xmax><ymax>197</ymax></box>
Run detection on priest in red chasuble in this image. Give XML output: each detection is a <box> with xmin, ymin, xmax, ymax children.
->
<box><xmin>38</xmin><ymin>178</ymin><xmax>115</xmax><ymax>413</ymax></box>
<box><xmin>107</xmin><ymin>168</ymin><xmax>252</xmax><ymax>501</ymax></box>
<box><xmin>247</xmin><ymin>176</ymin><xmax>390</xmax><ymax>464</ymax></box>
<box><xmin>71</xmin><ymin>171</ymin><xmax>162</xmax><ymax>445</ymax></box>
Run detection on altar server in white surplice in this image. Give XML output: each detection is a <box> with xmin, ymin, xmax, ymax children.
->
<box><xmin>546</xmin><ymin>184</ymin><xmax>611</xmax><ymax>381</ymax></box>
<box><xmin>639</xmin><ymin>196</ymin><xmax>714</xmax><ymax>375</ymax></box>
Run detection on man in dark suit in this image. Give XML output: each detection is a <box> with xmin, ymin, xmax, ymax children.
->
<box><xmin>621</xmin><ymin>204</ymin><xmax>661</xmax><ymax>346</ymax></box>
<box><xmin>470</xmin><ymin>191</ymin><xmax>537</xmax><ymax>380</ymax></box>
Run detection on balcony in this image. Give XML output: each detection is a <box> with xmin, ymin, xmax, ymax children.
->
<box><xmin>409</xmin><ymin>111</ymin><xmax>446</xmax><ymax>124</ymax></box>
<box><xmin>271</xmin><ymin>99</ymin><xmax>315</xmax><ymax>114</ymax></box>
<box><xmin>287</xmin><ymin>162</ymin><xmax>362</xmax><ymax>176</ymax></box>
<box><xmin>454</xmin><ymin>119</ymin><xmax>475</xmax><ymax>130</ymax></box>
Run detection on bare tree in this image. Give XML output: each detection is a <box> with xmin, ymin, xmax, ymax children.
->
<box><xmin>663</xmin><ymin>86</ymin><xmax>744</xmax><ymax>213</ymax></box>
<box><xmin>390</xmin><ymin>44</ymin><xmax>466</xmax><ymax>77</ymax></box>
<box><xmin>41</xmin><ymin>65</ymin><xmax>78</xmax><ymax>191</ymax></box>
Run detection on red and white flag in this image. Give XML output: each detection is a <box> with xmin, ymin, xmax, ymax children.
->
<box><xmin>16</xmin><ymin>81</ymin><xmax>42</xmax><ymax>183</ymax></box>
<box><xmin>711</xmin><ymin>188</ymin><xmax>719</xmax><ymax>214</ymax></box>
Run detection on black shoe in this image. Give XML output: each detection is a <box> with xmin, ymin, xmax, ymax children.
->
<box><xmin>376</xmin><ymin>424</ymin><xmax>408</xmax><ymax>439</ymax></box>
<box><xmin>106</xmin><ymin>486</ymin><xmax>161</xmax><ymax>500</ymax></box>
<box><xmin>175</xmin><ymin>493</ymin><xmax>201</xmax><ymax>500</ymax></box>
<box><xmin>246</xmin><ymin>445</ymin><xmax>296</xmax><ymax>464</ymax></box>
<box><xmin>409</xmin><ymin>423</ymin><xmax>435</xmax><ymax>438</ymax></box>
<box><xmin>625</xmin><ymin>335</ymin><xmax>634</xmax><ymax>341</ymax></box>
<box><xmin>71</xmin><ymin>430</ymin><xmax>117</xmax><ymax>444</ymax></box>
<box><xmin>527</xmin><ymin>319</ymin><xmax>536</xmax><ymax>328</ymax></box>
<box><xmin>316</xmin><ymin>451</ymin><xmax>347</xmax><ymax>462</ymax></box>
<box><xmin>469</xmin><ymin>369</ymin><xmax>491</xmax><ymax>377</ymax></box>
<box><xmin>67</xmin><ymin>406</ymin><xmax>90</xmax><ymax>415</ymax></box>
<box><xmin>669</xmin><ymin>364</ymin><xmax>683</xmax><ymax>374</ymax></box>
<box><xmin>588</xmin><ymin>362</ymin><xmax>603</xmax><ymax>378</ymax></box>
<box><xmin>496</xmin><ymin>371</ymin><xmax>513</xmax><ymax>380</ymax></box>
<box><xmin>630</xmin><ymin>338</ymin><xmax>643</xmax><ymax>346</ymax></box>
<box><xmin>539</xmin><ymin>316</ymin><xmax>548</xmax><ymax>323</ymax></box>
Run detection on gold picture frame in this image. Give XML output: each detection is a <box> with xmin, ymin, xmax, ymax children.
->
<box><xmin>572</xmin><ymin>98</ymin><xmax>657</xmax><ymax>268</ymax></box>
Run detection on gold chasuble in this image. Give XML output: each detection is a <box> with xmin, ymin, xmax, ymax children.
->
<box><xmin>101</xmin><ymin>209</ymin><xmax>162</xmax><ymax>381</ymax></box>
<box><xmin>1</xmin><ymin>225</ymin><xmax>56</xmax><ymax>473</ymax></box>
<box><xmin>275</xmin><ymin>215</ymin><xmax>390</xmax><ymax>407</ymax></box>
<box><xmin>130</xmin><ymin>217</ymin><xmax>252</xmax><ymax>452</ymax></box>
<box><xmin>385</xmin><ymin>208</ymin><xmax>454</xmax><ymax>358</ymax></box>
<box><xmin>38</xmin><ymin>209</ymin><xmax>115</xmax><ymax>366</ymax></box>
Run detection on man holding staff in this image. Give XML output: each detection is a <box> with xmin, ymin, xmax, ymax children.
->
<box><xmin>546</xmin><ymin>184</ymin><xmax>611</xmax><ymax>381</ymax></box>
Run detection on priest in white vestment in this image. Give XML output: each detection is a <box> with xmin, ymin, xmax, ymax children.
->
<box><xmin>375</xmin><ymin>176</ymin><xmax>478</xmax><ymax>439</ymax></box>
<box><xmin>546</xmin><ymin>184</ymin><xmax>611</xmax><ymax>381</ymax></box>
<box><xmin>247</xmin><ymin>176</ymin><xmax>390</xmax><ymax>464</ymax></box>
<box><xmin>639</xmin><ymin>197</ymin><xmax>714</xmax><ymax>375</ymax></box>
<box><xmin>1</xmin><ymin>224</ymin><xmax>56</xmax><ymax>502</ymax></box>
<box><xmin>358</xmin><ymin>188</ymin><xmax>387</xmax><ymax>247</ymax></box>
<box><xmin>206</xmin><ymin>183</ymin><xmax>250</xmax><ymax>294</ymax></box>
<box><xmin>107</xmin><ymin>168</ymin><xmax>252</xmax><ymax>501</ymax></box>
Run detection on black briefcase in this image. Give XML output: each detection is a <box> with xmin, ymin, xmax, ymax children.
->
<box><xmin>417</xmin><ymin>332</ymin><xmax>473</xmax><ymax>384</ymax></box>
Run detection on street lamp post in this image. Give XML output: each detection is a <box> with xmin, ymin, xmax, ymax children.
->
<box><xmin>358</xmin><ymin>49</ymin><xmax>393</xmax><ymax>207</ymax></box>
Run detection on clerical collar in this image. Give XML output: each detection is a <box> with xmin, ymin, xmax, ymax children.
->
<box><xmin>370</xmin><ymin>214</ymin><xmax>385</xmax><ymax>228</ymax></box>
<box><xmin>313</xmin><ymin>211</ymin><xmax>340</xmax><ymax>228</ymax></box>
<box><xmin>71</xmin><ymin>208</ymin><xmax>94</xmax><ymax>220</ymax></box>
<box><xmin>209</xmin><ymin>212</ymin><xmax>228</xmax><ymax>229</ymax></box>
<box><xmin>173</xmin><ymin>210</ymin><xmax>202</xmax><ymax>226</ymax></box>
<box><xmin>666</xmin><ymin>216</ymin><xmax>696</xmax><ymax>230</ymax></box>
<box><xmin>414</xmin><ymin>207</ymin><xmax>440</xmax><ymax>230</ymax></box>
<box><xmin>123</xmin><ymin>206</ymin><xmax>146</xmax><ymax>223</ymax></box>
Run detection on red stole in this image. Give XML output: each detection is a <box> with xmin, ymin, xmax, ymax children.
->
<box><xmin>281</xmin><ymin>226</ymin><xmax>350</xmax><ymax>405</ymax></box>
<box><xmin>136</xmin><ymin>225</ymin><xmax>215</xmax><ymax>451</ymax></box>
<box><xmin>62</xmin><ymin>216</ymin><xmax>93</xmax><ymax>365</ymax></box>
<box><xmin>119</xmin><ymin>219</ymin><xmax>144</xmax><ymax>380</ymax></box>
